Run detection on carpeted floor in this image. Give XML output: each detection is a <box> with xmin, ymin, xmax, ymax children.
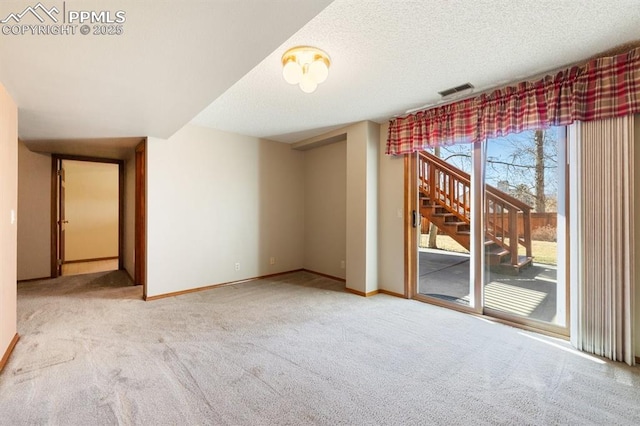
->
<box><xmin>1</xmin><ymin>270</ymin><xmax>639</xmax><ymax>425</ymax></box>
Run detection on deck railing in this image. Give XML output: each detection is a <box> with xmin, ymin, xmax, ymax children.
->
<box><xmin>418</xmin><ymin>151</ymin><xmax>532</xmax><ymax>265</ymax></box>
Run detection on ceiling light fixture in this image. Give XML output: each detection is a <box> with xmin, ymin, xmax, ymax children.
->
<box><xmin>281</xmin><ymin>46</ymin><xmax>330</xmax><ymax>93</ymax></box>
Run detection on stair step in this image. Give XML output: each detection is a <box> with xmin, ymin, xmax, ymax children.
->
<box><xmin>489</xmin><ymin>256</ymin><xmax>534</xmax><ymax>275</ymax></box>
<box><xmin>486</xmin><ymin>250</ymin><xmax>509</xmax><ymax>265</ymax></box>
<box><xmin>487</xmin><ymin>249</ymin><xmax>509</xmax><ymax>257</ymax></box>
<box><xmin>515</xmin><ymin>256</ymin><xmax>534</xmax><ymax>268</ymax></box>
<box><xmin>485</xmin><ymin>242</ymin><xmax>509</xmax><ymax>266</ymax></box>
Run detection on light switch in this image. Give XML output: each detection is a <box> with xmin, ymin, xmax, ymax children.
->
<box><xmin>10</xmin><ymin>209</ymin><xmax>16</xmax><ymax>225</ymax></box>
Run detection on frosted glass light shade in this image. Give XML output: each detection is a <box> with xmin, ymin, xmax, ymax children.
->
<box><xmin>308</xmin><ymin>59</ymin><xmax>329</xmax><ymax>84</ymax></box>
<box><xmin>282</xmin><ymin>60</ymin><xmax>302</xmax><ymax>85</ymax></box>
<box><xmin>281</xmin><ymin>46</ymin><xmax>330</xmax><ymax>93</ymax></box>
<box><xmin>299</xmin><ymin>74</ymin><xmax>318</xmax><ymax>93</ymax></box>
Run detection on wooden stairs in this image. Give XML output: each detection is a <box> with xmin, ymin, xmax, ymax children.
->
<box><xmin>418</xmin><ymin>151</ymin><xmax>533</xmax><ymax>274</ymax></box>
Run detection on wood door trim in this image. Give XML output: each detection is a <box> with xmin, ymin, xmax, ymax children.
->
<box><xmin>50</xmin><ymin>157</ymin><xmax>59</xmax><ymax>277</ymax></box>
<box><xmin>404</xmin><ymin>153</ymin><xmax>417</xmax><ymax>299</ymax></box>
<box><xmin>135</xmin><ymin>139</ymin><xmax>147</xmax><ymax>296</ymax></box>
<box><xmin>51</xmin><ymin>154</ymin><xmax>121</xmax><ymax>164</ymax></box>
<box><xmin>118</xmin><ymin>161</ymin><xmax>124</xmax><ymax>270</ymax></box>
<box><xmin>51</xmin><ymin>154</ymin><xmax>124</xmax><ymax>278</ymax></box>
<box><xmin>63</xmin><ymin>256</ymin><xmax>119</xmax><ymax>264</ymax></box>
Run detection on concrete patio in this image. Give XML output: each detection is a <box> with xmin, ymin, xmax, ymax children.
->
<box><xmin>418</xmin><ymin>249</ymin><xmax>559</xmax><ymax>324</ymax></box>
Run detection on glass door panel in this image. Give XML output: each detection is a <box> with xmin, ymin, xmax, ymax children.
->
<box><xmin>482</xmin><ymin>128</ymin><xmax>567</xmax><ymax>326</ymax></box>
<box><xmin>417</xmin><ymin>144</ymin><xmax>473</xmax><ymax>307</ymax></box>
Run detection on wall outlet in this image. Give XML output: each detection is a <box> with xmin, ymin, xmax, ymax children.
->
<box><xmin>269</xmin><ymin>257</ymin><xmax>276</xmax><ymax>265</ymax></box>
<box><xmin>340</xmin><ymin>260</ymin><xmax>346</xmax><ymax>269</ymax></box>
<box><xmin>234</xmin><ymin>262</ymin><xmax>240</xmax><ymax>271</ymax></box>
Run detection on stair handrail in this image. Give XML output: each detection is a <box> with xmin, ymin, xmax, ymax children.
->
<box><xmin>418</xmin><ymin>151</ymin><xmax>471</xmax><ymax>224</ymax></box>
<box><xmin>419</xmin><ymin>152</ymin><xmax>532</xmax><ymax>213</ymax></box>
<box><xmin>418</xmin><ymin>151</ymin><xmax>533</xmax><ymax>266</ymax></box>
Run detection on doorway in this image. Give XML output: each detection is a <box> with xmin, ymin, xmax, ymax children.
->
<box><xmin>408</xmin><ymin>128</ymin><xmax>569</xmax><ymax>335</ymax></box>
<box><xmin>51</xmin><ymin>156</ymin><xmax>123</xmax><ymax>277</ymax></box>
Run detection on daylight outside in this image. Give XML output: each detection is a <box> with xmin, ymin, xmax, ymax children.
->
<box><xmin>418</xmin><ymin>128</ymin><xmax>565</xmax><ymax>326</ymax></box>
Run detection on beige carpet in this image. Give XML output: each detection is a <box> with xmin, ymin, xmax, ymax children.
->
<box><xmin>1</xmin><ymin>270</ymin><xmax>639</xmax><ymax>425</ymax></box>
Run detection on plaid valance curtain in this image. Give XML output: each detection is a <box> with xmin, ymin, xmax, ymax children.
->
<box><xmin>386</xmin><ymin>47</ymin><xmax>640</xmax><ymax>155</ymax></box>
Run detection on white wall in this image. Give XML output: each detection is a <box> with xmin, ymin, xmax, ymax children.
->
<box><xmin>17</xmin><ymin>141</ymin><xmax>51</xmax><ymax>281</ymax></box>
<box><xmin>294</xmin><ymin>121</ymin><xmax>379</xmax><ymax>295</ymax></box>
<box><xmin>345</xmin><ymin>121</ymin><xmax>379</xmax><ymax>294</ymax></box>
<box><xmin>303</xmin><ymin>140</ymin><xmax>346</xmax><ymax>279</ymax></box>
<box><xmin>378</xmin><ymin>122</ymin><xmax>405</xmax><ymax>296</ymax></box>
<box><xmin>365</xmin><ymin>122</ymin><xmax>380</xmax><ymax>292</ymax></box>
<box><xmin>0</xmin><ymin>82</ymin><xmax>18</xmax><ymax>366</ymax></box>
<box><xmin>63</xmin><ymin>160</ymin><xmax>119</xmax><ymax>261</ymax></box>
<box><xmin>146</xmin><ymin>124</ymin><xmax>304</xmax><ymax>297</ymax></box>
<box><xmin>123</xmin><ymin>151</ymin><xmax>136</xmax><ymax>279</ymax></box>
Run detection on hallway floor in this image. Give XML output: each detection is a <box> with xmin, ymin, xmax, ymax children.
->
<box><xmin>62</xmin><ymin>259</ymin><xmax>119</xmax><ymax>276</ymax></box>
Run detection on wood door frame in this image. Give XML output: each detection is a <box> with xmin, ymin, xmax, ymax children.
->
<box><xmin>50</xmin><ymin>157</ymin><xmax>60</xmax><ymax>277</ymax></box>
<box><xmin>403</xmin><ymin>153</ymin><xmax>417</xmax><ymax>299</ymax></box>
<box><xmin>134</xmin><ymin>139</ymin><xmax>147</xmax><ymax>297</ymax></box>
<box><xmin>50</xmin><ymin>154</ymin><xmax>124</xmax><ymax>278</ymax></box>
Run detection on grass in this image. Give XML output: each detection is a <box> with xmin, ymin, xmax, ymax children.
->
<box><xmin>419</xmin><ymin>234</ymin><xmax>557</xmax><ymax>266</ymax></box>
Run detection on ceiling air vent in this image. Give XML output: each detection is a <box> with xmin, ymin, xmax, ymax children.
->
<box><xmin>438</xmin><ymin>83</ymin><xmax>474</xmax><ymax>99</ymax></box>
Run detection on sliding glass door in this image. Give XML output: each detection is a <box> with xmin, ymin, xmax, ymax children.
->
<box><xmin>414</xmin><ymin>128</ymin><xmax>568</xmax><ymax>332</ymax></box>
<box><xmin>417</xmin><ymin>145</ymin><xmax>473</xmax><ymax>307</ymax></box>
<box><xmin>482</xmin><ymin>129</ymin><xmax>567</xmax><ymax>328</ymax></box>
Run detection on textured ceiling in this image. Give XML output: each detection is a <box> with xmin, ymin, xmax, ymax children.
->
<box><xmin>192</xmin><ymin>0</ymin><xmax>640</xmax><ymax>143</ymax></box>
<box><xmin>3</xmin><ymin>0</ymin><xmax>640</xmax><ymax>145</ymax></box>
<box><xmin>0</xmin><ymin>0</ymin><xmax>332</xmax><ymax>140</ymax></box>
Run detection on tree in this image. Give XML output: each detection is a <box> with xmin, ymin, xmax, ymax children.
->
<box><xmin>430</xmin><ymin>128</ymin><xmax>558</xmax><ymax>213</ymax></box>
<box><xmin>534</xmin><ymin>129</ymin><xmax>546</xmax><ymax>212</ymax></box>
<box><xmin>511</xmin><ymin>183</ymin><xmax>535</xmax><ymax>206</ymax></box>
<box><xmin>483</xmin><ymin>129</ymin><xmax>557</xmax><ymax>212</ymax></box>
